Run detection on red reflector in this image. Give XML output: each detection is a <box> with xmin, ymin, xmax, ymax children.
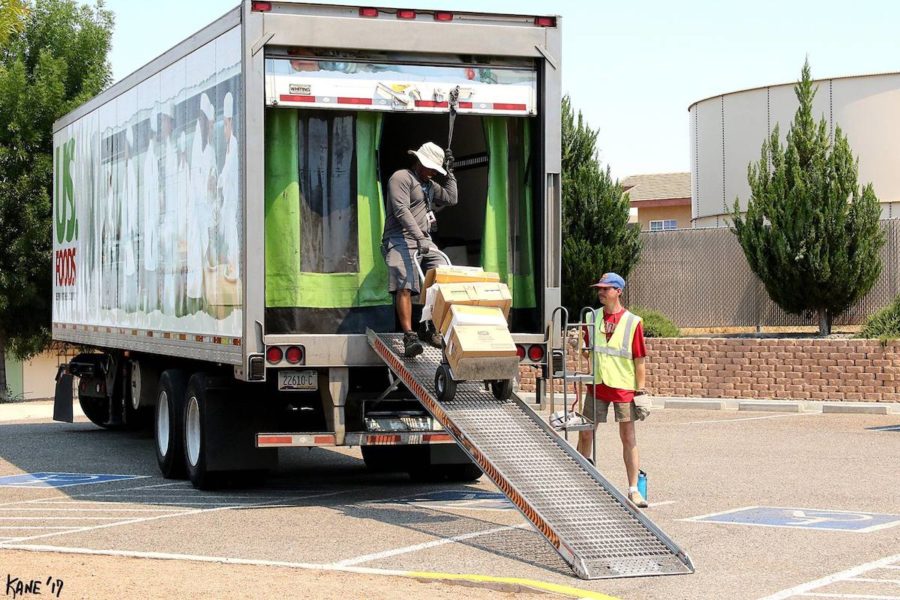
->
<box><xmin>285</xmin><ymin>346</ymin><xmax>303</xmax><ymax>364</ymax></box>
<box><xmin>280</xmin><ymin>94</ymin><xmax>316</xmax><ymax>103</ymax></box>
<box><xmin>251</xmin><ymin>1</ymin><xmax>272</xmax><ymax>12</ymax></box>
<box><xmin>434</xmin><ymin>12</ymin><xmax>453</xmax><ymax>21</ymax></box>
<box><xmin>359</xmin><ymin>7</ymin><xmax>378</xmax><ymax>17</ymax></box>
<box><xmin>259</xmin><ymin>435</ymin><xmax>292</xmax><ymax>445</ymax></box>
<box><xmin>493</xmin><ymin>103</ymin><xmax>528</xmax><ymax>111</ymax></box>
<box><xmin>396</xmin><ymin>9</ymin><xmax>416</xmax><ymax>19</ymax></box>
<box><xmin>415</xmin><ymin>100</ymin><xmax>449</xmax><ymax>108</ymax></box>
<box><xmin>534</xmin><ymin>16</ymin><xmax>556</xmax><ymax>27</ymax></box>
<box><xmin>528</xmin><ymin>345</ymin><xmax>545</xmax><ymax>362</ymax></box>
<box><xmin>266</xmin><ymin>346</ymin><xmax>283</xmax><ymax>364</ymax></box>
<box><xmin>516</xmin><ymin>345</ymin><xmax>526</xmax><ymax>361</ymax></box>
<box><xmin>337</xmin><ymin>97</ymin><xmax>373</xmax><ymax>105</ymax></box>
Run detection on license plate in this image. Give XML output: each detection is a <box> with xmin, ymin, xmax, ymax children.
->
<box><xmin>278</xmin><ymin>370</ymin><xmax>318</xmax><ymax>391</ymax></box>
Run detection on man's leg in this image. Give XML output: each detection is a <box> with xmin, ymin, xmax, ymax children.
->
<box><xmin>619</xmin><ymin>420</ymin><xmax>640</xmax><ymax>488</ymax></box>
<box><xmin>577</xmin><ymin>429</ymin><xmax>594</xmax><ymax>459</ymax></box>
<box><xmin>396</xmin><ymin>289</ymin><xmax>413</xmax><ymax>332</ymax></box>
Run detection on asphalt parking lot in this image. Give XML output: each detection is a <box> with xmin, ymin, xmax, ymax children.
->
<box><xmin>1</xmin><ymin>402</ymin><xmax>899</xmax><ymax>599</ymax></box>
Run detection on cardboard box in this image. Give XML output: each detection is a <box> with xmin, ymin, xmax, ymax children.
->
<box><xmin>423</xmin><ymin>265</ymin><xmax>500</xmax><ymax>289</ymax></box>
<box><xmin>431</xmin><ymin>282</ymin><xmax>512</xmax><ymax>331</ymax></box>
<box><xmin>445</xmin><ymin>324</ymin><xmax>517</xmax><ymax>373</ymax></box>
<box><xmin>440</xmin><ymin>305</ymin><xmax>508</xmax><ymax>339</ymax></box>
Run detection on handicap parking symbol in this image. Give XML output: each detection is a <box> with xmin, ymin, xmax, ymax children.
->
<box><xmin>0</xmin><ymin>472</ymin><xmax>146</xmax><ymax>489</ymax></box>
<box><xmin>685</xmin><ymin>506</ymin><xmax>900</xmax><ymax>533</ymax></box>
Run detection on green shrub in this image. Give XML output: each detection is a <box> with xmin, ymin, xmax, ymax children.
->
<box><xmin>858</xmin><ymin>296</ymin><xmax>900</xmax><ymax>341</ymax></box>
<box><xmin>631</xmin><ymin>307</ymin><xmax>680</xmax><ymax>338</ymax></box>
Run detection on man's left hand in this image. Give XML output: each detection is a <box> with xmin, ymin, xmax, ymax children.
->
<box><xmin>444</xmin><ymin>148</ymin><xmax>454</xmax><ymax>173</ymax></box>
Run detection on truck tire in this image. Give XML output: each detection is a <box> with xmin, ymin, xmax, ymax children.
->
<box><xmin>183</xmin><ymin>373</ymin><xmax>223</xmax><ymax>490</ymax></box>
<box><xmin>155</xmin><ymin>370</ymin><xmax>187</xmax><ymax>479</ymax></box>
<box><xmin>79</xmin><ymin>396</ymin><xmax>114</xmax><ymax>429</ymax></box>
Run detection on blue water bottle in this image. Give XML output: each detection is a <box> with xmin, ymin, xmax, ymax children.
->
<box><xmin>637</xmin><ymin>470</ymin><xmax>648</xmax><ymax>501</ymax></box>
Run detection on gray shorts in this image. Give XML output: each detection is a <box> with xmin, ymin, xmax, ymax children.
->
<box><xmin>381</xmin><ymin>237</ymin><xmax>447</xmax><ymax>295</ymax></box>
<box><xmin>582</xmin><ymin>395</ymin><xmax>639</xmax><ymax>423</ymax></box>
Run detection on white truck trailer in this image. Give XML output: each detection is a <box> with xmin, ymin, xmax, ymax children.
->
<box><xmin>51</xmin><ymin>3</ymin><xmax>698</xmax><ymax>579</ymax></box>
<box><xmin>52</xmin><ymin>1</ymin><xmax>561</xmax><ymax>487</ymax></box>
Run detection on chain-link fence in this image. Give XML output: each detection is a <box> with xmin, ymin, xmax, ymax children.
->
<box><xmin>622</xmin><ymin>220</ymin><xmax>900</xmax><ymax>328</ymax></box>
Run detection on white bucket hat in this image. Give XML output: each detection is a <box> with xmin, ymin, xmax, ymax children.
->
<box><xmin>407</xmin><ymin>141</ymin><xmax>446</xmax><ymax>175</ymax></box>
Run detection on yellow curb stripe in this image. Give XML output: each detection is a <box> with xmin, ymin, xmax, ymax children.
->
<box><xmin>406</xmin><ymin>570</ymin><xmax>620</xmax><ymax>599</ymax></box>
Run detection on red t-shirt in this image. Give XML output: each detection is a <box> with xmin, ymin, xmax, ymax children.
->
<box><xmin>582</xmin><ymin>309</ymin><xmax>646</xmax><ymax>403</ymax></box>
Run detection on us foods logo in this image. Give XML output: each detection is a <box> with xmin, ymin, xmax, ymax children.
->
<box><xmin>55</xmin><ymin>138</ymin><xmax>78</xmax><ymax>287</ymax></box>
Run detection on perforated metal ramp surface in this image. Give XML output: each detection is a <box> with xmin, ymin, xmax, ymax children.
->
<box><xmin>368</xmin><ymin>331</ymin><xmax>694</xmax><ymax>580</ymax></box>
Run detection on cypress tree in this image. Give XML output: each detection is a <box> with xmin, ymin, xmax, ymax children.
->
<box><xmin>731</xmin><ymin>60</ymin><xmax>884</xmax><ymax>335</ymax></box>
<box><xmin>561</xmin><ymin>96</ymin><xmax>641</xmax><ymax>317</ymax></box>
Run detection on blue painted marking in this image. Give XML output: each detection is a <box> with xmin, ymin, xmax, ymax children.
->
<box><xmin>380</xmin><ymin>490</ymin><xmax>513</xmax><ymax>511</ymax></box>
<box><xmin>0</xmin><ymin>472</ymin><xmax>146</xmax><ymax>489</ymax></box>
<box><xmin>691</xmin><ymin>506</ymin><xmax>900</xmax><ymax>533</ymax></box>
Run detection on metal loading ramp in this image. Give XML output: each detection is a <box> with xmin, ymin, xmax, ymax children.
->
<box><xmin>367</xmin><ymin>331</ymin><xmax>694</xmax><ymax>580</ymax></box>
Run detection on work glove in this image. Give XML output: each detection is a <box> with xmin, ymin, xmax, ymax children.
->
<box><xmin>443</xmin><ymin>148</ymin><xmax>454</xmax><ymax>173</ymax></box>
<box><xmin>633</xmin><ymin>390</ymin><xmax>652</xmax><ymax>421</ymax></box>
<box><xmin>417</xmin><ymin>237</ymin><xmax>436</xmax><ymax>256</ymax></box>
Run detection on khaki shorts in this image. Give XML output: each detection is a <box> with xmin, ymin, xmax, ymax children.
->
<box><xmin>381</xmin><ymin>237</ymin><xmax>447</xmax><ymax>295</ymax></box>
<box><xmin>581</xmin><ymin>394</ymin><xmax>639</xmax><ymax>423</ymax></box>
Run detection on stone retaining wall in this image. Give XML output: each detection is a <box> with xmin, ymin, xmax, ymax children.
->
<box><xmin>517</xmin><ymin>338</ymin><xmax>900</xmax><ymax>403</ymax></box>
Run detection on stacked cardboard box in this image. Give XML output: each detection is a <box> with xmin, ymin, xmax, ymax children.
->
<box><xmin>423</xmin><ymin>266</ymin><xmax>517</xmax><ymax>373</ymax></box>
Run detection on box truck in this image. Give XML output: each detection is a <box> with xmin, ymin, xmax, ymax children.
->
<box><xmin>53</xmin><ymin>0</ymin><xmax>561</xmax><ymax>489</ymax></box>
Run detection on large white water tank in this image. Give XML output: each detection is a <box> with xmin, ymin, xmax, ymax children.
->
<box><xmin>689</xmin><ymin>72</ymin><xmax>900</xmax><ymax>228</ymax></box>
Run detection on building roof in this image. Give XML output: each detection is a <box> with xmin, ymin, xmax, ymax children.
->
<box><xmin>622</xmin><ymin>172</ymin><xmax>691</xmax><ymax>203</ymax></box>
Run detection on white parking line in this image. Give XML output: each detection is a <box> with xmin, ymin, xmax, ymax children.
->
<box><xmin>332</xmin><ymin>523</ymin><xmax>531</xmax><ymax>567</ymax></box>
<box><xmin>0</xmin><ymin>488</ymin><xmax>358</xmax><ymax>546</ymax></box>
<box><xmin>0</xmin><ymin>517</ymin><xmax>131</xmax><ymax>520</ymax></box>
<box><xmin>0</xmin><ymin>507</ymin><xmax>181</xmax><ymax>512</ymax></box>
<box><xmin>758</xmin><ymin>553</ymin><xmax>900</xmax><ymax>599</ymax></box>
<box><xmin>0</xmin><ymin>526</ymin><xmax>77</xmax><ymax>530</ymax></box>
<box><xmin>678</xmin><ymin>413</ymin><xmax>819</xmax><ymax>425</ymax></box>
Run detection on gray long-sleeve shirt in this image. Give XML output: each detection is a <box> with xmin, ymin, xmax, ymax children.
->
<box><xmin>382</xmin><ymin>168</ymin><xmax>457</xmax><ymax>244</ymax></box>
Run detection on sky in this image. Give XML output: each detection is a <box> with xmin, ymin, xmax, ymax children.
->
<box><xmin>100</xmin><ymin>0</ymin><xmax>900</xmax><ymax>180</ymax></box>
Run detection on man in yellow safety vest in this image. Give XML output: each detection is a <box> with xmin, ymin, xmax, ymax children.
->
<box><xmin>575</xmin><ymin>272</ymin><xmax>651</xmax><ymax>508</ymax></box>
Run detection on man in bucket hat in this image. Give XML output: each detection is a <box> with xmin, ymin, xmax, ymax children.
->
<box><xmin>381</xmin><ymin>141</ymin><xmax>457</xmax><ymax>357</ymax></box>
<box><xmin>572</xmin><ymin>272</ymin><xmax>652</xmax><ymax>508</ymax></box>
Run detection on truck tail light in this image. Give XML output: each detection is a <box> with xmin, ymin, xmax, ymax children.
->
<box><xmin>285</xmin><ymin>346</ymin><xmax>304</xmax><ymax>364</ymax></box>
<box><xmin>534</xmin><ymin>16</ymin><xmax>556</xmax><ymax>27</ymax></box>
<box><xmin>396</xmin><ymin>9</ymin><xmax>416</xmax><ymax>19</ymax></box>
<box><xmin>251</xmin><ymin>1</ymin><xmax>273</xmax><ymax>12</ymax></box>
<box><xmin>266</xmin><ymin>346</ymin><xmax>283</xmax><ymax>364</ymax></box>
<box><xmin>528</xmin><ymin>344</ymin><xmax>545</xmax><ymax>362</ymax></box>
<box><xmin>359</xmin><ymin>7</ymin><xmax>378</xmax><ymax>17</ymax></box>
<box><xmin>516</xmin><ymin>345</ymin><xmax>526</xmax><ymax>361</ymax></box>
<box><xmin>434</xmin><ymin>12</ymin><xmax>453</xmax><ymax>21</ymax></box>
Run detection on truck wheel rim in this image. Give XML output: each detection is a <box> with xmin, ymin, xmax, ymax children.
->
<box><xmin>186</xmin><ymin>396</ymin><xmax>201</xmax><ymax>466</ymax></box>
<box><xmin>131</xmin><ymin>361</ymin><xmax>141</xmax><ymax>410</ymax></box>
<box><xmin>157</xmin><ymin>391</ymin><xmax>169</xmax><ymax>456</ymax></box>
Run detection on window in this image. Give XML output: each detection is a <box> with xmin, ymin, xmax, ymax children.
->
<box><xmin>649</xmin><ymin>219</ymin><xmax>677</xmax><ymax>232</ymax></box>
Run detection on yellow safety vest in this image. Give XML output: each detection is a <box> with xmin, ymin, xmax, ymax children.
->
<box><xmin>591</xmin><ymin>309</ymin><xmax>642</xmax><ymax>391</ymax></box>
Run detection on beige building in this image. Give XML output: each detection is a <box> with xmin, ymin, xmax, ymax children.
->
<box><xmin>4</xmin><ymin>344</ymin><xmax>73</xmax><ymax>401</ymax></box>
<box><xmin>622</xmin><ymin>172</ymin><xmax>692</xmax><ymax>231</ymax></box>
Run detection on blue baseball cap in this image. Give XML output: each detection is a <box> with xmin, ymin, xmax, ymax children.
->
<box><xmin>591</xmin><ymin>272</ymin><xmax>625</xmax><ymax>289</ymax></box>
